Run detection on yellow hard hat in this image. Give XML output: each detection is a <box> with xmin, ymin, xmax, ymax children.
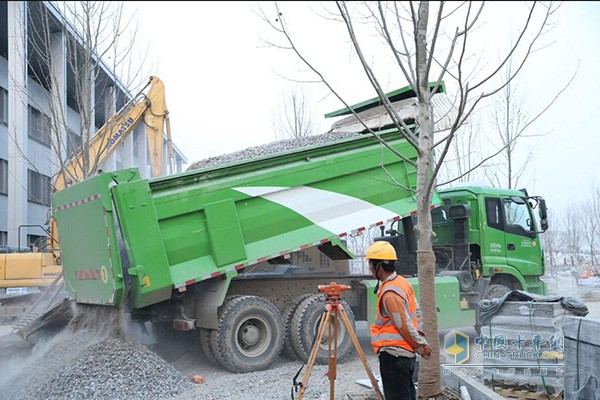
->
<box><xmin>366</xmin><ymin>241</ymin><xmax>397</xmax><ymax>261</ymax></box>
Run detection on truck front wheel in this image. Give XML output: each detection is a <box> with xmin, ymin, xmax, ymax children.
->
<box><xmin>484</xmin><ymin>283</ymin><xmax>512</xmax><ymax>300</ymax></box>
<box><xmin>209</xmin><ymin>295</ymin><xmax>284</xmax><ymax>373</ymax></box>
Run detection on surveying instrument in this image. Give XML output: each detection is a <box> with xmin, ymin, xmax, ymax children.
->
<box><xmin>294</xmin><ymin>282</ymin><xmax>384</xmax><ymax>400</ymax></box>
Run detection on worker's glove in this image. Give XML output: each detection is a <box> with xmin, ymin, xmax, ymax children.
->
<box><xmin>415</xmin><ymin>344</ymin><xmax>432</xmax><ymax>360</ymax></box>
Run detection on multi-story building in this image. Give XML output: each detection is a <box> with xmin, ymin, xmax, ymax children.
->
<box><xmin>0</xmin><ymin>2</ymin><xmax>186</xmax><ymax>249</ymax></box>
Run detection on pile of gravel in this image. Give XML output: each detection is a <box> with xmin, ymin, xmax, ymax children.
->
<box><xmin>0</xmin><ymin>305</ymin><xmax>192</xmax><ymax>400</ymax></box>
<box><xmin>186</xmin><ymin>131</ymin><xmax>363</xmax><ymax>171</ymax></box>
<box><xmin>30</xmin><ymin>335</ymin><xmax>192</xmax><ymax>400</ymax></box>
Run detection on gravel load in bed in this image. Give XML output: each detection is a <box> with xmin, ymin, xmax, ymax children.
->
<box><xmin>186</xmin><ymin>131</ymin><xmax>364</xmax><ymax>171</ymax></box>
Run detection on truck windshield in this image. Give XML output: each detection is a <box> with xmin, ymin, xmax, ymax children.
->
<box><xmin>503</xmin><ymin>198</ymin><xmax>533</xmax><ymax>231</ymax></box>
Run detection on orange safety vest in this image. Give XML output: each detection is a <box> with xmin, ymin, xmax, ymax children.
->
<box><xmin>370</xmin><ymin>274</ymin><xmax>419</xmax><ymax>353</ymax></box>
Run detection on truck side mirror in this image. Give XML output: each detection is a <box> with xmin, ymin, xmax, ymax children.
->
<box><xmin>538</xmin><ymin>198</ymin><xmax>548</xmax><ymax>231</ymax></box>
<box><xmin>538</xmin><ymin>198</ymin><xmax>548</xmax><ymax>220</ymax></box>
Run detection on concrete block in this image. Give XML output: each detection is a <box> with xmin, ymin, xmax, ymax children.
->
<box><xmin>563</xmin><ymin>316</ymin><xmax>600</xmax><ymax>399</ymax></box>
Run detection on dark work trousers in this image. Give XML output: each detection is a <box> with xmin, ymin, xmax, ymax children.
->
<box><xmin>378</xmin><ymin>351</ymin><xmax>416</xmax><ymax>400</ymax></box>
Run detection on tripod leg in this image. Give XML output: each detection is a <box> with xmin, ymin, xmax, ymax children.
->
<box><xmin>328</xmin><ymin>311</ymin><xmax>338</xmax><ymax>400</ymax></box>
<box><xmin>338</xmin><ymin>308</ymin><xmax>384</xmax><ymax>400</ymax></box>
<box><xmin>297</xmin><ymin>310</ymin><xmax>331</xmax><ymax>400</ymax></box>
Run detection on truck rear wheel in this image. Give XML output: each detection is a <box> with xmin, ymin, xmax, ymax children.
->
<box><xmin>290</xmin><ymin>294</ymin><xmax>355</xmax><ymax>365</ymax></box>
<box><xmin>210</xmin><ymin>295</ymin><xmax>284</xmax><ymax>373</ymax></box>
<box><xmin>281</xmin><ymin>293</ymin><xmax>314</xmax><ymax>360</ymax></box>
<box><xmin>199</xmin><ymin>294</ymin><xmax>243</xmax><ymax>367</ymax></box>
<box><xmin>199</xmin><ymin>328</ymin><xmax>218</xmax><ymax>366</ymax></box>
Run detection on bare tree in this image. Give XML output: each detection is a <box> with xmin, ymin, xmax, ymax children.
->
<box><xmin>540</xmin><ymin>208</ymin><xmax>560</xmax><ymax>274</ymax></box>
<box><xmin>261</xmin><ymin>1</ymin><xmax>560</xmax><ymax>395</ymax></box>
<box><xmin>438</xmin><ymin>115</ymin><xmax>487</xmax><ymax>185</ymax></box>
<box><xmin>562</xmin><ymin>205</ymin><xmax>583</xmax><ymax>267</ymax></box>
<box><xmin>271</xmin><ymin>84</ymin><xmax>317</xmax><ymax>139</ymax></box>
<box><xmin>582</xmin><ymin>183</ymin><xmax>600</xmax><ymax>266</ymax></box>
<box><xmin>3</xmin><ymin>1</ymin><xmax>149</xmax><ymax>250</ymax></box>
<box><xmin>484</xmin><ymin>58</ymin><xmax>576</xmax><ymax>189</ymax></box>
<box><xmin>346</xmin><ymin>227</ymin><xmax>380</xmax><ymax>274</ymax></box>
<box><xmin>21</xmin><ymin>1</ymin><xmax>147</xmax><ymax>189</ymax></box>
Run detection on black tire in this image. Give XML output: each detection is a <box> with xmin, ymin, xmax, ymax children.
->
<box><xmin>199</xmin><ymin>328</ymin><xmax>218</xmax><ymax>366</ymax></box>
<box><xmin>484</xmin><ymin>283</ymin><xmax>512</xmax><ymax>300</ymax></box>
<box><xmin>281</xmin><ymin>293</ymin><xmax>314</xmax><ymax>360</ymax></box>
<box><xmin>210</xmin><ymin>295</ymin><xmax>284</xmax><ymax>373</ymax></box>
<box><xmin>290</xmin><ymin>294</ymin><xmax>356</xmax><ymax>365</ymax></box>
<box><xmin>199</xmin><ymin>294</ymin><xmax>243</xmax><ymax>367</ymax></box>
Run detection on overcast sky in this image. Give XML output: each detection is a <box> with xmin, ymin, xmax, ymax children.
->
<box><xmin>127</xmin><ymin>1</ymin><xmax>599</xmax><ymax>217</ymax></box>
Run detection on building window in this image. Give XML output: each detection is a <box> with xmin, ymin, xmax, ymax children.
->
<box><xmin>0</xmin><ymin>87</ymin><xmax>7</xmax><ymax>125</ymax></box>
<box><xmin>28</xmin><ymin>234</ymin><xmax>47</xmax><ymax>250</ymax></box>
<box><xmin>67</xmin><ymin>128</ymin><xmax>82</xmax><ymax>157</ymax></box>
<box><xmin>0</xmin><ymin>158</ymin><xmax>7</xmax><ymax>195</ymax></box>
<box><xmin>28</xmin><ymin>169</ymin><xmax>52</xmax><ymax>206</ymax></box>
<box><xmin>28</xmin><ymin>106</ymin><xmax>52</xmax><ymax>147</ymax></box>
<box><xmin>0</xmin><ymin>231</ymin><xmax>7</xmax><ymax>246</ymax></box>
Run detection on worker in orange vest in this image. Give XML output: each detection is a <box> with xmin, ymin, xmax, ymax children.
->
<box><xmin>366</xmin><ymin>240</ymin><xmax>432</xmax><ymax>400</ymax></box>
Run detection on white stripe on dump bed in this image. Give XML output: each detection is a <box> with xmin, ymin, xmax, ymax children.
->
<box><xmin>233</xmin><ymin>186</ymin><xmax>398</xmax><ymax>236</ymax></box>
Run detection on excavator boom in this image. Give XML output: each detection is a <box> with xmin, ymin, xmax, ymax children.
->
<box><xmin>2</xmin><ymin>76</ymin><xmax>174</xmax><ymax>291</ymax></box>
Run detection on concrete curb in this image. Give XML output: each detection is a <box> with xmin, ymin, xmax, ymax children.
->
<box><xmin>442</xmin><ymin>369</ymin><xmax>505</xmax><ymax>400</ymax></box>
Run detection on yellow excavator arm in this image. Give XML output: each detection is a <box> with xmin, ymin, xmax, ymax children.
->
<box><xmin>1</xmin><ymin>75</ymin><xmax>174</xmax><ymax>289</ymax></box>
<box><xmin>54</xmin><ymin>75</ymin><xmax>172</xmax><ymax>190</ymax></box>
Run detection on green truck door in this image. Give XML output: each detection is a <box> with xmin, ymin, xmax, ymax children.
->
<box><xmin>483</xmin><ymin>196</ymin><xmax>541</xmax><ymax>278</ymax></box>
<box><xmin>482</xmin><ymin>197</ymin><xmax>508</xmax><ymax>273</ymax></box>
<box><xmin>501</xmin><ymin>197</ymin><xmax>542</xmax><ymax>276</ymax></box>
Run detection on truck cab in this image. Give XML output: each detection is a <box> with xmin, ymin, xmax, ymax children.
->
<box><xmin>433</xmin><ymin>186</ymin><xmax>548</xmax><ymax>298</ymax></box>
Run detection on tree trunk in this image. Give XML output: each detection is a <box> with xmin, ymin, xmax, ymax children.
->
<box><xmin>414</xmin><ymin>2</ymin><xmax>442</xmax><ymax>397</ymax></box>
<box><xmin>415</xmin><ymin>86</ymin><xmax>442</xmax><ymax>397</ymax></box>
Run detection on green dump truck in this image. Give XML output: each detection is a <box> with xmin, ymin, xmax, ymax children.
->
<box><xmin>51</xmin><ymin>87</ymin><xmax>548</xmax><ymax>373</ymax></box>
<box><xmin>374</xmin><ymin>185</ymin><xmax>548</xmax><ymax>321</ymax></box>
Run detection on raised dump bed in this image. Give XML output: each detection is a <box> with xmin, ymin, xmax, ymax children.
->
<box><xmin>53</xmin><ymin>131</ymin><xmax>433</xmax><ymax>310</ymax></box>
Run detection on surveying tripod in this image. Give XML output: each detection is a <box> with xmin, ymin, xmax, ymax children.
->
<box><xmin>294</xmin><ymin>282</ymin><xmax>384</xmax><ymax>400</ymax></box>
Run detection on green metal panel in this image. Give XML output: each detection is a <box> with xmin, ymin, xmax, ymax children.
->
<box><xmin>204</xmin><ymin>199</ymin><xmax>246</xmax><ymax>266</ymax></box>
<box><xmin>325</xmin><ymin>81</ymin><xmax>446</xmax><ymax>118</ymax></box>
<box><xmin>110</xmin><ymin>179</ymin><xmax>173</xmax><ymax>308</ymax></box>
<box><xmin>51</xmin><ymin>170</ymin><xmax>140</xmax><ymax>305</ymax></box>
<box><xmin>362</xmin><ymin>276</ymin><xmax>475</xmax><ymax>330</ymax></box>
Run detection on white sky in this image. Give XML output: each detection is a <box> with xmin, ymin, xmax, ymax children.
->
<box><xmin>126</xmin><ymin>1</ymin><xmax>600</xmax><ymax>217</ymax></box>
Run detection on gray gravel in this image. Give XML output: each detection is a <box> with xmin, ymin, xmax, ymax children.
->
<box><xmin>0</xmin><ymin>307</ymin><xmax>192</xmax><ymax>400</ymax></box>
<box><xmin>186</xmin><ymin>131</ymin><xmax>363</xmax><ymax>171</ymax></box>
<box><xmin>152</xmin><ymin>321</ymin><xmax>382</xmax><ymax>400</ymax></box>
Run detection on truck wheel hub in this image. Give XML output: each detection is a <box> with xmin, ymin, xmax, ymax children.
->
<box><xmin>241</xmin><ymin>324</ymin><xmax>260</xmax><ymax>346</ymax></box>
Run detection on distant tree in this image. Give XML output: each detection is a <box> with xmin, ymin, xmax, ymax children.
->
<box><xmin>8</xmin><ymin>1</ymin><xmax>148</xmax><ymax>249</ymax></box>
<box><xmin>562</xmin><ymin>206</ymin><xmax>583</xmax><ymax>266</ymax></box>
<box><xmin>346</xmin><ymin>227</ymin><xmax>380</xmax><ymax>274</ymax></box>
<box><xmin>271</xmin><ymin>84</ymin><xmax>317</xmax><ymax>140</ymax></box>
<box><xmin>540</xmin><ymin>208</ymin><xmax>559</xmax><ymax>272</ymax></box>
<box><xmin>20</xmin><ymin>1</ymin><xmax>147</xmax><ymax>187</ymax></box>
<box><xmin>582</xmin><ymin>183</ymin><xmax>600</xmax><ymax>265</ymax></box>
<box><xmin>483</xmin><ymin>59</ymin><xmax>576</xmax><ymax>189</ymax></box>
